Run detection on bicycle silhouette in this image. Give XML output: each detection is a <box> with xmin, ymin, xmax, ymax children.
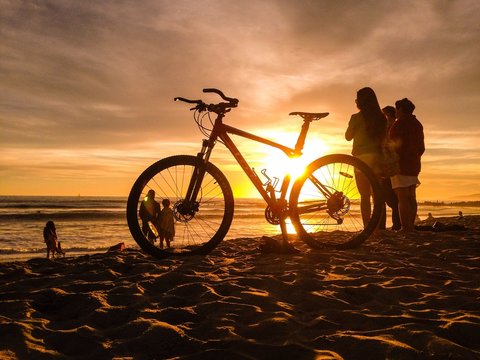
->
<box><xmin>127</xmin><ymin>88</ymin><xmax>382</xmax><ymax>258</ymax></box>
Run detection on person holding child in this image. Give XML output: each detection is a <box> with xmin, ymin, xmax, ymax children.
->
<box><xmin>139</xmin><ymin>189</ymin><xmax>161</xmax><ymax>243</ymax></box>
<box><xmin>158</xmin><ymin>198</ymin><xmax>175</xmax><ymax>249</ymax></box>
<box><xmin>43</xmin><ymin>220</ymin><xmax>65</xmax><ymax>259</ymax></box>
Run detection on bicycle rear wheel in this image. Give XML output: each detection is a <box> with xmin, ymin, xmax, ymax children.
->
<box><xmin>127</xmin><ymin>155</ymin><xmax>234</xmax><ymax>258</ymax></box>
<box><xmin>289</xmin><ymin>154</ymin><xmax>383</xmax><ymax>249</ymax></box>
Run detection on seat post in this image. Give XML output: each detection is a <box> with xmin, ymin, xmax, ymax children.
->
<box><xmin>293</xmin><ymin>119</ymin><xmax>312</xmax><ymax>156</ymax></box>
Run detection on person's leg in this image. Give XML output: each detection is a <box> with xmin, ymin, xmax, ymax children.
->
<box><xmin>166</xmin><ymin>236</ymin><xmax>171</xmax><ymax>248</ymax></box>
<box><xmin>159</xmin><ymin>233</ymin><xmax>164</xmax><ymax>249</ymax></box>
<box><xmin>384</xmin><ymin>178</ymin><xmax>401</xmax><ymax>230</ymax></box>
<box><xmin>395</xmin><ymin>187</ymin><xmax>413</xmax><ymax>232</ymax></box>
<box><xmin>379</xmin><ymin>202</ymin><xmax>386</xmax><ymax>230</ymax></box>
<box><xmin>391</xmin><ymin>195</ymin><xmax>401</xmax><ymax>230</ymax></box>
<box><xmin>143</xmin><ymin>222</ymin><xmax>155</xmax><ymax>243</ymax></box>
<box><xmin>355</xmin><ymin>170</ymin><xmax>372</xmax><ymax>227</ymax></box>
<box><xmin>142</xmin><ymin>222</ymin><xmax>149</xmax><ymax>236</ymax></box>
<box><xmin>379</xmin><ymin>178</ymin><xmax>393</xmax><ymax>230</ymax></box>
<box><xmin>408</xmin><ymin>185</ymin><xmax>418</xmax><ymax>231</ymax></box>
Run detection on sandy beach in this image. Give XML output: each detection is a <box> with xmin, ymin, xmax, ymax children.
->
<box><xmin>0</xmin><ymin>216</ymin><xmax>479</xmax><ymax>360</ymax></box>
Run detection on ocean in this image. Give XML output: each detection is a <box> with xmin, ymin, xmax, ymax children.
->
<box><xmin>0</xmin><ymin>196</ymin><xmax>478</xmax><ymax>262</ymax></box>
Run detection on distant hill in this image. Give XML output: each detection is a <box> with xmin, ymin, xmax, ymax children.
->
<box><xmin>451</xmin><ymin>193</ymin><xmax>480</xmax><ymax>201</ymax></box>
<box><xmin>421</xmin><ymin>200</ymin><xmax>480</xmax><ymax>207</ymax></box>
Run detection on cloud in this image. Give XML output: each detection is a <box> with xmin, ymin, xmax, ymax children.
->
<box><xmin>1</xmin><ymin>0</ymin><xmax>479</xmax><ymax>196</ymax></box>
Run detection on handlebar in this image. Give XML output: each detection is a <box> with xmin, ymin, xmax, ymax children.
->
<box><xmin>174</xmin><ymin>88</ymin><xmax>239</xmax><ymax>114</ymax></box>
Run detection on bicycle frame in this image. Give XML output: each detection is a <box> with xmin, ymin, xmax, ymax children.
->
<box><xmin>215</xmin><ymin>119</ymin><xmax>295</xmax><ymax>209</ymax></box>
<box><xmin>184</xmin><ymin>111</ymin><xmax>334</xmax><ymax>223</ymax></box>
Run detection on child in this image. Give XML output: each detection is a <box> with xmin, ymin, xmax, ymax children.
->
<box><xmin>43</xmin><ymin>221</ymin><xmax>63</xmax><ymax>259</ymax></box>
<box><xmin>159</xmin><ymin>198</ymin><xmax>175</xmax><ymax>249</ymax></box>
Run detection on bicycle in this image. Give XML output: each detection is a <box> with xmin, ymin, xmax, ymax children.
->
<box><xmin>127</xmin><ymin>88</ymin><xmax>383</xmax><ymax>258</ymax></box>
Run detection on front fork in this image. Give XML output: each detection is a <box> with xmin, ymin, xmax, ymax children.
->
<box><xmin>179</xmin><ymin>139</ymin><xmax>213</xmax><ymax>217</ymax></box>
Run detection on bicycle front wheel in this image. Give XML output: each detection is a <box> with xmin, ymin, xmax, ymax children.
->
<box><xmin>289</xmin><ymin>154</ymin><xmax>383</xmax><ymax>249</ymax></box>
<box><xmin>127</xmin><ymin>155</ymin><xmax>234</xmax><ymax>258</ymax></box>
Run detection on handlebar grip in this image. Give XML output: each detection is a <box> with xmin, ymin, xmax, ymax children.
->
<box><xmin>174</xmin><ymin>97</ymin><xmax>202</xmax><ymax>104</ymax></box>
<box><xmin>203</xmin><ymin>88</ymin><xmax>226</xmax><ymax>98</ymax></box>
<box><xmin>203</xmin><ymin>88</ymin><xmax>239</xmax><ymax>106</ymax></box>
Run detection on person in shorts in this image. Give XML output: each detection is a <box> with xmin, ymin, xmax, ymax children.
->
<box><xmin>389</xmin><ymin>98</ymin><xmax>425</xmax><ymax>233</ymax></box>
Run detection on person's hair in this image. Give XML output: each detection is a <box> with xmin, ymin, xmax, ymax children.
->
<box><xmin>162</xmin><ymin>198</ymin><xmax>170</xmax><ymax>207</ymax></box>
<box><xmin>382</xmin><ymin>105</ymin><xmax>395</xmax><ymax>119</ymax></box>
<box><xmin>356</xmin><ymin>87</ymin><xmax>386</xmax><ymax>139</ymax></box>
<box><xmin>147</xmin><ymin>189</ymin><xmax>155</xmax><ymax>198</ymax></box>
<box><xmin>395</xmin><ymin>98</ymin><xmax>415</xmax><ymax>114</ymax></box>
<box><xmin>46</xmin><ymin>220</ymin><xmax>55</xmax><ymax>230</ymax></box>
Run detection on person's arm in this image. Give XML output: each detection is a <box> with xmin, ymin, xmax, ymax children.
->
<box><xmin>417</xmin><ymin>123</ymin><xmax>425</xmax><ymax>156</ymax></box>
<box><xmin>388</xmin><ymin>121</ymin><xmax>402</xmax><ymax>151</ymax></box>
<box><xmin>345</xmin><ymin>115</ymin><xmax>355</xmax><ymax>141</ymax></box>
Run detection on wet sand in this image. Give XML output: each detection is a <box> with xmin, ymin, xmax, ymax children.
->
<box><xmin>0</xmin><ymin>216</ymin><xmax>479</xmax><ymax>359</ymax></box>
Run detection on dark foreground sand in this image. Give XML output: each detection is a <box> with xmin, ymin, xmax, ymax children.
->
<box><xmin>0</xmin><ymin>216</ymin><xmax>479</xmax><ymax>360</ymax></box>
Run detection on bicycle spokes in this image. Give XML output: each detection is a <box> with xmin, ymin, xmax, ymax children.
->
<box><xmin>126</xmin><ymin>155</ymin><xmax>234</xmax><ymax>257</ymax></box>
<box><xmin>289</xmin><ymin>154</ymin><xmax>382</xmax><ymax>248</ymax></box>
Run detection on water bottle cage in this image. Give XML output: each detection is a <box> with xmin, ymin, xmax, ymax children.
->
<box><xmin>261</xmin><ymin>169</ymin><xmax>279</xmax><ymax>190</ymax></box>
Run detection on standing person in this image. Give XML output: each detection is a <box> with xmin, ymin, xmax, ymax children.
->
<box><xmin>380</xmin><ymin>105</ymin><xmax>401</xmax><ymax>230</ymax></box>
<box><xmin>389</xmin><ymin>98</ymin><xmax>425</xmax><ymax>233</ymax></box>
<box><xmin>43</xmin><ymin>220</ymin><xmax>62</xmax><ymax>259</ymax></box>
<box><xmin>345</xmin><ymin>87</ymin><xmax>387</xmax><ymax>227</ymax></box>
<box><xmin>159</xmin><ymin>198</ymin><xmax>175</xmax><ymax>249</ymax></box>
<box><xmin>139</xmin><ymin>189</ymin><xmax>161</xmax><ymax>243</ymax></box>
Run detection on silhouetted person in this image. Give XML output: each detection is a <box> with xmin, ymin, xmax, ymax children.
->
<box><xmin>43</xmin><ymin>220</ymin><xmax>64</xmax><ymax>259</ymax></box>
<box><xmin>158</xmin><ymin>198</ymin><xmax>175</xmax><ymax>249</ymax></box>
<box><xmin>379</xmin><ymin>105</ymin><xmax>401</xmax><ymax>230</ymax></box>
<box><xmin>345</xmin><ymin>87</ymin><xmax>387</xmax><ymax>226</ymax></box>
<box><xmin>458</xmin><ymin>211</ymin><xmax>464</xmax><ymax>219</ymax></box>
<box><xmin>389</xmin><ymin>98</ymin><xmax>425</xmax><ymax>233</ymax></box>
<box><xmin>139</xmin><ymin>189</ymin><xmax>161</xmax><ymax>243</ymax></box>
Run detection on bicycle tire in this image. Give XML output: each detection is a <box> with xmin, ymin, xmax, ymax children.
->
<box><xmin>127</xmin><ymin>155</ymin><xmax>234</xmax><ymax>258</ymax></box>
<box><xmin>289</xmin><ymin>154</ymin><xmax>383</xmax><ymax>249</ymax></box>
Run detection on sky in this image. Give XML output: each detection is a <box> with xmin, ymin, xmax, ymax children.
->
<box><xmin>1</xmin><ymin>0</ymin><xmax>480</xmax><ymax>200</ymax></box>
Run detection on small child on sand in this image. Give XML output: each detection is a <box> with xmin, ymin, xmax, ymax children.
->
<box><xmin>159</xmin><ymin>199</ymin><xmax>175</xmax><ymax>249</ymax></box>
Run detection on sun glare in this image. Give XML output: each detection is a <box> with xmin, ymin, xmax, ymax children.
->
<box><xmin>259</xmin><ymin>131</ymin><xmax>330</xmax><ymax>182</ymax></box>
<box><xmin>229</xmin><ymin>129</ymin><xmax>331</xmax><ymax>198</ymax></box>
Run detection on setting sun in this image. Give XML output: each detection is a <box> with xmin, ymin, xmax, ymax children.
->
<box><xmin>257</xmin><ymin>130</ymin><xmax>330</xmax><ymax>182</ymax></box>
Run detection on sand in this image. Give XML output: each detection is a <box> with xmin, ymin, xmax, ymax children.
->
<box><xmin>0</xmin><ymin>216</ymin><xmax>479</xmax><ymax>359</ymax></box>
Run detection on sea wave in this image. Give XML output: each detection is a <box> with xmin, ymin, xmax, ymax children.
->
<box><xmin>0</xmin><ymin>211</ymin><xmax>125</xmax><ymax>221</ymax></box>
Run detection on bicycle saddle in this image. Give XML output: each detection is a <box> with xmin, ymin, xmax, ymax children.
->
<box><xmin>289</xmin><ymin>112</ymin><xmax>329</xmax><ymax>120</ymax></box>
